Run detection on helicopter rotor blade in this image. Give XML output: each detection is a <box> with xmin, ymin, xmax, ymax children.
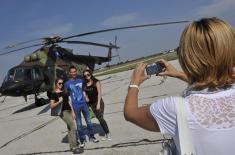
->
<box><xmin>0</xmin><ymin>43</ymin><xmax>44</xmax><ymax>56</ymax></box>
<box><xmin>63</xmin><ymin>20</ymin><xmax>189</xmax><ymax>40</ymax></box>
<box><xmin>61</xmin><ymin>40</ymin><xmax>120</xmax><ymax>49</ymax></box>
<box><xmin>4</xmin><ymin>38</ymin><xmax>42</xmax><ymax>49</ymax></box>
<box><xmin>0</xmin><ymin>20</ymin><xmax>189</xmax><ymax>57</ymax></box>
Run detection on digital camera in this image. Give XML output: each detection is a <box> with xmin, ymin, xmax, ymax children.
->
<box><xmin>145</xmin><ymin>62</ymin><xmax>165</xmax><ymax>75</ymax></box>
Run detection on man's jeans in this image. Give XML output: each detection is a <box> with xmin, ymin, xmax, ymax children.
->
<box><xmin>74</xmin><ymin>103</ymin><xmax>94</xmax><ymax>142</ymax></box>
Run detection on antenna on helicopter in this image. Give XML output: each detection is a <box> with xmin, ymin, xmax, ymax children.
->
<box><xmin>114</xmin><ymin>36</ymin><xmax>121</xmax><ymax>63</ymax></box>
<box><xmin>109</xmin><ymin>36</ymin><xmax>121</xmax><ymax>63</ymax></box>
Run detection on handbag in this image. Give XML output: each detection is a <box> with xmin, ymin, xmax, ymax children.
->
<box><xmin>51</xmin><ymin>94</ymin><xmax>63</xmax><ymax>116</ymax></box>
<box><xmin>89</xmin><ymin>106</ymin><xmax>95</xmax><ymax>119</ymax></box>
<box><xmin>159</xmin><ymin>136</ymin><xmax>176</xmax><ymax>155</ymax></box>
<box><xmin>159</xmin><ymin>97</ymin><xmax>196</xmax><ymax>155</ymax></box>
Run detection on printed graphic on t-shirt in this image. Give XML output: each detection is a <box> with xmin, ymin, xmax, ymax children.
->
<box><xmin>68</xmin><ymin>83</ymin><xmax>83</xmax><ymax>102</ymax></box>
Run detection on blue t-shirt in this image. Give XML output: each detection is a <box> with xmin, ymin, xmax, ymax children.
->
<box><xmin>65</xmin><ymin>78</ymin><xmax>86</xmax><ymax>109</ymax></box>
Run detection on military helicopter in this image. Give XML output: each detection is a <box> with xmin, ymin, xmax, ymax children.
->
<box><xmin>0</xmin><ymin>20</ymin><xmax>189</xmax><ymax>106</ymax></box>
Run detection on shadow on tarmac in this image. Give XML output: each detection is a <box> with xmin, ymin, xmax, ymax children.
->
<box><xmin>38</xmin><ymin>104</ymin><xmax>50</xmax><ymax>115</ymax></box>
<box><xmin>61</xmin><ymin>123</ymin><xmax>105</xmax><ymax>144</ymax></box>
<box><xmin>12</xmin><ymin>100</ymin><xmax>49</xmax><ymax>114</ymax></box>
<box><xmin>17</xmin><ymin>138</ymin><xmax>165</xmax><ymax>155</ymax></box>
<box><xmin>12</xmin><ymin>103</ymin><xmax>37</xmax><ymax>114</ymax></box>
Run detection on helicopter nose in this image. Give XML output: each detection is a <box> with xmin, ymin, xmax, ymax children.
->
<box><xmin>0</xmin><ymin>85</ymin><xmax>5</xmax><ymax>92</ymax></box>
<box><xmin>0</xmin><ymin>82</ymin><xmax>21</xmax><ymax>95</ymax></box>
<box><xmin>0</xmin><ymin>85</ymin><xmax>8</xmax><ymax>94</ymax></box>
<box><xmin>0</xmin><ymin>81</ymin><xmax>34</xmax><ymax>96</ymax></box>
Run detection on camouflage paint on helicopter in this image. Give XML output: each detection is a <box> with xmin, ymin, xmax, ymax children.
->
<box><xmin>1</xmin><ymin>45</ymin><xmax>112</xmax><ymax>105</ymax></box>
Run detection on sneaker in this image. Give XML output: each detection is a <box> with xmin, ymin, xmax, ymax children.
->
<box><xmin>101</xmin><ymin>133</ymin><xmax>112</xmax><ymax>141</ymax></box>
<box><xmin>71</xmin><ymin>147</ymin><xmax>84</xmax><ymax>154</ymax></box>
<box><xmin>106</xmin><ymin>133</ymin><xmax>112</xmax><ymax>140</ymax></box>
<box><xmin>79</xmin><ymin>142</ymin><xmax>85</xmax><ymax>148</ymax></box>
<box><xmin>89</xmin><ymin>136</ymin><xmax>99</xmax><ymax>143</ymax></box>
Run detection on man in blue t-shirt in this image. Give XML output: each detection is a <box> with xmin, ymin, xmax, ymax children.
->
<box><xmin>65</xmin><ymin>66</ymin><xmax>99</xmax><ymax>148</ymax></box>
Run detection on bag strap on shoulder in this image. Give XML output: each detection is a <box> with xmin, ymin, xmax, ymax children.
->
<box><xmin>175</xmin><ymin>96</ymin><xmax>196</xmax><ymax>155</ymax></box>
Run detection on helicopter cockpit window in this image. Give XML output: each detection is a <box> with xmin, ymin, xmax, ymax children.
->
<box><xmin>14</xmin><ymin>68</ymin><xmax>32</xmax><ymax>81</ymax></box>
<box><xmin>3</xmin><ymin>70</ymin><xmax>14</xmax><ymax>82</ymax></box>
<box><xmin>32</xmin><ymin>68</ymin><xmax>44</xmax><ymax>81</ymax></box>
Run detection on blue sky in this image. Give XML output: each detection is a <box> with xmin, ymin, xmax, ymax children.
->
<box><xmin>0</xmin><ymin>0</ymin><xmax>234</xmax><ymax>82</ymax></box>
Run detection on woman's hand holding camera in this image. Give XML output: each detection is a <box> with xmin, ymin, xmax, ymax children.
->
<box><xmin>158</xmin><ymin>59</ymin><xmax>188</xmax><ymax>82</ymax></box>
<box><xmin>131</xmin><ymin>63</ymin><xmax>150</xmax><ymax>86</ymax></box>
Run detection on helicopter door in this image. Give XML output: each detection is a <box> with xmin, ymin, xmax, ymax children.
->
<box><xmin>32</xmin><ymin>68</ymin><xmax>44</xmax><ymax>81</ymax></box>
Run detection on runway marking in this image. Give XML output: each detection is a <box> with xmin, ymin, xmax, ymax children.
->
<box><xmin>0</xmin><ymin>113</ymin><xmax>49</xmax><ymax>123</ymax></box>
<box><xmin>0</xmin><ymin>117</ymin><xmax>58</xmax><ymax>150</ymax></box>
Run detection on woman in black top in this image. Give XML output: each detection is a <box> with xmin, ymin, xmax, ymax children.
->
<box><xmin>83</xmin><ymin>69</ymin><xmax>111</xmax><ymax>140</ymax></box>
<box><xmin>50</xmin><ymin>78</ymin><xmax>83</xmax><ymax>154</ymax></box>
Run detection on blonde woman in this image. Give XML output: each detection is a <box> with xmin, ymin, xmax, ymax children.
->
<box><xmin>124</xmin><ymin>17</ymin><xmax>235</xmax><ymax>155</ymax></box>
<box><xmin>50</xmin><ymin>78</ymin><xmax>83</xmax><ymax>154</ymax></box>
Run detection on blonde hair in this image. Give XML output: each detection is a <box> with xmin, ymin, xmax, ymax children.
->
<box><xmin>178</xmin><ymin>17</ymin><xmax>235</xmax><ymax>89</ymax></box>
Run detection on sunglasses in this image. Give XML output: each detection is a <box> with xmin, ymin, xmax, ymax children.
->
<box><xmin>58</xmin><ymin>82</ymin><xmax>63</xmax><ymax>85</ymax></box>
<box><xmin>84</xmin><ymin>73</ymin><xmax>91</xmax><ymax>77</ymax></box>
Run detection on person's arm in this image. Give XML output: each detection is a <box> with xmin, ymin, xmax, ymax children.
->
<box><xmin>158</xmin><ymin>59</ymin><xmax>188</xmax><ymax>82</ymax></box>
<box><xmin>96</xmin><ymin>81</ymin><xmax>101</xmax><ymax>110</ymax></box>
<box><xmin>82</xmin><ymin>80</ymin><xmax>90</xmax><ymax>102</ymax></box>
<box><xmin>50</xmin><ymin>95</ymin><xmax>63</xmax><ymax>109</ymax></box>
<box><xmin>124</xmin><ymin>63</ymin><xmax>160</xmax><ymax>132</ymax></box>
<box><xmin>83</xmin><ymin>91</ymin><xmax>90</xmax><ymax>102</ymax></box>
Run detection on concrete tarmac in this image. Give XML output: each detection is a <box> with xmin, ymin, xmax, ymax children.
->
<box><xmin>0</xmin><ymin>60</ymin><xmax>187</xmax><ymax>155</ymax></box>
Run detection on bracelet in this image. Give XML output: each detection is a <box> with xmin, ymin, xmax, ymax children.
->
<box><xmin>129</xmin><ymin>84</ymin><xmax>139</xmax><ymax>91</ymax></box>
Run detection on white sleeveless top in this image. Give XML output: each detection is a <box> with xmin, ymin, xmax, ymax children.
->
<box><xmin>150</xmin><ymin>86</ymin><xmax>235</xmax><ymax>155</ymax></box>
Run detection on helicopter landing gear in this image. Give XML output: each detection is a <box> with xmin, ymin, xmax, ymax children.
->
<box><xmin>0</xmin><ymin>96</ymin><xmax>7</xmax><ymax>103</ymax></box>
<box><xmin>35</xmin><ymin>94</ymin><xmax>46</xmax><ymax>106</ymax></box>
<box><xmin>24</xmin><ymin>95</ymin><xmax>27</xmax><ymax>102</ymax></box>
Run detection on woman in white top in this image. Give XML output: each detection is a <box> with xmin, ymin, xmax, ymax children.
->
<box><xmin>124</xmin><ymin>17</ymin><xmax>235</xmax><ymax>155</ymax></box>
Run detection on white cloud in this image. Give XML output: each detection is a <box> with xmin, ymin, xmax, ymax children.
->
<box><xmin>30</xmin><ymin>23</ymin><xmax>73</xmax><ymax>37</ymax></box>
<box><xmin>25</xmin><ymin>19</ymin><xmax>73</xmax><ymax>37</ymax></box>
<box><xmin>101</xmin><ymin>13</ymin><xmax>138</xmax><ymax>27</ymax></box>
<box><xmin>196</xmin><ymin>0</ymin><xmax>235</xmax><ymax>16</ymax></box>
